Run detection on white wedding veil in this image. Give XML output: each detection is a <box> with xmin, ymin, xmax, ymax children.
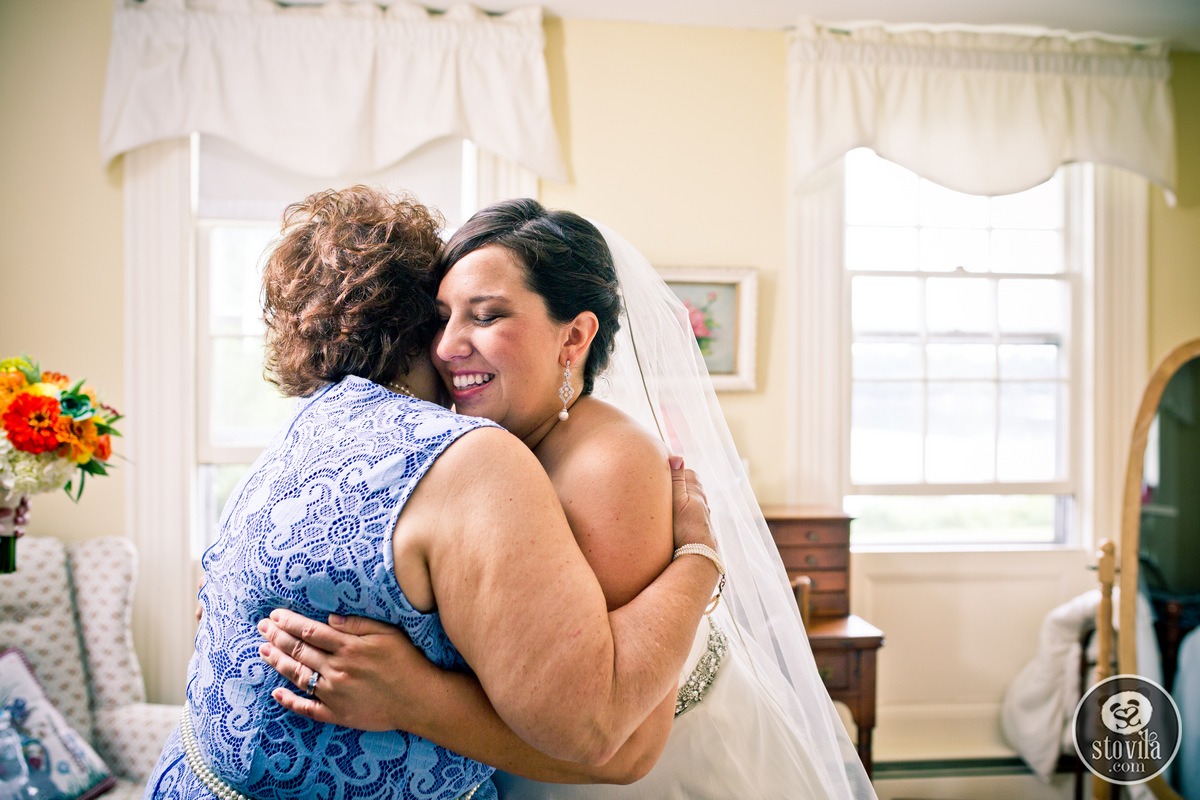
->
<box><xmin>591</xmin><ymin>221</ymin><xmax>876</xmax><ymax>799</ymax></box>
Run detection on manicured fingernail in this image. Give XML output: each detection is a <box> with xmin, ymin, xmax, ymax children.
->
<box><xmin>257</xmin><ymin>619</ymin><xmax>269</xmax><ymax>633</ymax></box>
<box><xmin>669</xmin><ymin>456</ymin><xmax>684</xmax><ymax>470</ymax></box>
<box><xmin>259</xmin><ymin>644</ymin><xmax>270</xmax><ymax>657</ymax></box>
<box><xmin>270</xmin><ymin>610</ymin><xmax>283</xmax><ymax>622</ymax></box>
<box><xmin>329</xmin><ymin>614</ymin><xmax>346</xmax><ymax>625</ymax></box>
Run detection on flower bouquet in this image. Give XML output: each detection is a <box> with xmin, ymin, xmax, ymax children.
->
<box><xmin>0</xmin><ymin>356</ymin><xmax>121</xmax><ymax>573</ymax></box>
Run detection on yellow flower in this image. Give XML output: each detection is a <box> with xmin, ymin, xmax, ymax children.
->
<box><xmin>25</xmin><ymin>382</ymin><xmax>63</xmax><ymax>400</ymax></box>
<box><xmin>0</xmin><ymin>356</ymin><xmax>33</xmax><ymax>372</ymax></box>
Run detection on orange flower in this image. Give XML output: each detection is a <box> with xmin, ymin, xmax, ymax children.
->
<box><xmin>54</xmin><ymin>416</ymin><xmax>100</xmax><ymax>464</ymax></box>
<box><xmin>93</xmin><ymin>434</ymin><xmax>112</xmax><ymax>462</ymax></box>
<box><xmin>40</xmin><ymin>371</ymin><xmax>71</xmax><ymax>389</ymax></box>
<box><xmin>0</xmin><ymin>371</ymin><xmax>28</xmax><ymax>417</ymax></box>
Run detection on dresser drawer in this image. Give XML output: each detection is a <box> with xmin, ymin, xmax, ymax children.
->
<box><xmin>813</xmin><ymin>650</ymin><xmax>850</xmax><ymax>691</ymax></box>
<box><xmin>808</xmin><ymin>592</ymin><xmax>850</xmax><ymax>618</ymax></box>
<box><xmin>767</xmin><ymin>521</ymin><xmax>850</xmax><ymax>547</ymax></box>
<box><xmin>776</xmin><ymin>544</ymin><xmax>848</xmax><ymax>571</ymax></box>
<box><xmin>786</xmin><ymin>569</ymin><xmax>847</xmax><ymax>595</ymax></box>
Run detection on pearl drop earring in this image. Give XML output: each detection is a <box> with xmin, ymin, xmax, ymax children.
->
<box><xmin>557</xmin><ymin>360</ymin><xmax>574</xmax><ymax>421</ymax></box>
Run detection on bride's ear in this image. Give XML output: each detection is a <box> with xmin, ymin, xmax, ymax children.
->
<box><xmin>560</xmin><ymin>311</ymin><xmax>599</xmax><ymax>368</ymax></box>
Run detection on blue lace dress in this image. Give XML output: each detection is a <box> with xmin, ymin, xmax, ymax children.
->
<box><xmin>145</xmin><ymin>376</ymin><xmax>499</xmax><ymax>800</ymax></box>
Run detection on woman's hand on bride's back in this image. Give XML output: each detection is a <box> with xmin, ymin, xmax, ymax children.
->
<box><xmin>258</xmin><ymin>610</ymin><xmax>435</xmax><ymax>732</ymax></box>
<box><xmin>669</xmin><ymin>456</ymin><xmax>716</xmax><ymax>553</ymax></box>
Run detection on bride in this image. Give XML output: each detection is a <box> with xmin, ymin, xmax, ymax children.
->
<box><xmin>258</xmin><ymin>200</ymin><xmax>876</xmax><ymax>799</ymax></box>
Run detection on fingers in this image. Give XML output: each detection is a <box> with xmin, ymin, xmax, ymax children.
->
<box><xmin>258</xmin><ymin>635</ymin><xmax>321</xmax><ymax>696</ymax></box>
<box><xmin>266</xmin><ymin>608</ymin><xmax>347</xmax><ymax>652</ymax></box>
<box><xmin>669</xmin><ymin>460</ymin><xmax>709</xmax><ymax>511</ymax></box>
<box><xmin>683</xmin><ymin>468</ymin><xmax>708</xmax><ymax>507</ymax></box>
<box><xmin>270</xmin><ymin>686</ymin><xmax>336</xmax><ymax>724</ymax></box>
<box><xmin>259</xmin><ymin>616</ymin><xmax>330</xmax><ymax>670</ymax></box>
<box><xmin>327</xmin><ymin>614</ymin><xmax>400</xmax><ymax>637</ymax></box>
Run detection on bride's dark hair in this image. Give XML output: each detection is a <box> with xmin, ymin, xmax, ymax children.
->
<box><xmin>438</xmin><ymin>198</ymin><xmax>621</xmax><ymax>395</ymax></box>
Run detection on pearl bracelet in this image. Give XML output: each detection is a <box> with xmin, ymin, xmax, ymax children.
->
<box><xmin>672</xmin><ymin>543</ymin><xmax>727</xmax><ymax>613</ymax></box>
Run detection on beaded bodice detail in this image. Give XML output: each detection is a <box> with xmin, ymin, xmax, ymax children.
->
<box><xmin>187</xmin><ymin>377</ymin><xmax>497</xmax><ymax>800</ymax></box>
<box><xmin>674</xmin><ymin>618</ymin><xmax>729</xmax><ymax>717</ymax></box>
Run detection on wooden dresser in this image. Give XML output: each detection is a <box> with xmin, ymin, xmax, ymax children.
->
<box><xmin>761</xmin><ymin>505</ymin><xmax>885</xmax><ymax>777</ymax></box>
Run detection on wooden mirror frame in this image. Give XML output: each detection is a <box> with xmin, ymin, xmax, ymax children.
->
<box><xmin>1117</xmin><ymin>335</ymin><xmax>1200</xmax><ymax>674</ymax></box>
<box><xmin>1101</xmin><ymin>336</ymin><xmax>1200</xmax><ymax>800</ymax></box>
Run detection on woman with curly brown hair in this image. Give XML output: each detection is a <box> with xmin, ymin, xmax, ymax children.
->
<box><xmin>142</xmin><ymin>186</ymin><xmax>722</xmax><ymax>800</ymax></box>
<box><xmin>255</xmin><ymin>198</ymin><xmax>875</xmax><ymax>799</ymax></box>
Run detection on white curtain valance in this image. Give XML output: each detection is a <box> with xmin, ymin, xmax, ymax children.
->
<box><xmin>788</xmin><ymin>21</ymin><xmax>1177</xmax><ymax>201</ymax></box>
<box><xmin>100</xmin><ymin>0</ymin><xmax>566</xmax><ymax>181</ymax></box>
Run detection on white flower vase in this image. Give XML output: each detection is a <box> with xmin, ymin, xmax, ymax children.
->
<box><xmin>0</xmin><ymin>492</ymin><xmax>29</xmax><ymax>574</ymax></box>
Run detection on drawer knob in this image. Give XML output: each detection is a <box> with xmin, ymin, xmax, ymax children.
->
<box><xmin>805</xmin><ymin>529</ymin><xmax>819</xmax><ymax>541</ymax></box>
<box><xmin>805</xmin><ymin>554</ymin><xmax>818</xmax><ymax>566</ymax></box>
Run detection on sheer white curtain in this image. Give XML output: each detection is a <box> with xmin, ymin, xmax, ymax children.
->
<box><xmin>788</xmin><ymin>20</ymin><xmax>1176</xmax><ymax>201</ymax></box>
<box><xmin>101</xmin><ymin>0</ymin><xmax>565</xmax><ymax>181</ymax></box>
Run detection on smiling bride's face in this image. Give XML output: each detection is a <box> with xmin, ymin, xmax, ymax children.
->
<box><xmin>432</xmin><ymin>244</ymin><xmax>572</xmax><ymax>441</ymax></box>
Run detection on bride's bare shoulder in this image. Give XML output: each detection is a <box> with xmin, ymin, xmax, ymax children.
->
<box><xmin>567</xmin><ymin>396</ymin><xmax>668</xmax><ymax>463</ymax></box>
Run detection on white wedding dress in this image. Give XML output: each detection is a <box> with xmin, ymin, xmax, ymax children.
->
<box><xmin>490</xmin><ymin>223</ymin><xmax>876</xmax><ymax>800</ymax></box>
<box><xmin>494</xmin><ymin>616</ymin><xmax>840</xmax><ymax>799</ymax></box>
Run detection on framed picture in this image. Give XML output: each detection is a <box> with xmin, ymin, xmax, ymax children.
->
<box><xmin>657</xmin><ymin>267</ymin><xmax>757</xmax><ymax>391</ymax></box>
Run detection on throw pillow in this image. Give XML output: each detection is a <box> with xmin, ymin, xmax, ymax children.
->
<box><xmin>0</xmin><ymin>648</ymin><xmax>115</xmax><ymax>800</ymax></box>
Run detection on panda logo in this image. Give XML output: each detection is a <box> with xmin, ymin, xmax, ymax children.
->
<box><xmin>1100</xmin><ymin>690</ymin><xmax>1152</xmax><ymax>735</ymax></box>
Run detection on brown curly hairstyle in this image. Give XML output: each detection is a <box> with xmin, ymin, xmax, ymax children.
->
<box><xmin>262</xmin><ymin>185</ymin><xmax>445</xmax><ymax>397</ymax></box>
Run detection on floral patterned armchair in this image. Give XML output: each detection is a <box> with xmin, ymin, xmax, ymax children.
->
<box><xmin>0</xmin><ymin>536</ymin><xmax>180</xmax><ymax>798</ymax></box>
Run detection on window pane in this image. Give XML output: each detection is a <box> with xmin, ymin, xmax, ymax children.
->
<box><xmin>845</xmin><ymin>226</ymin><xmax>918</xmax><ymax>271</ymax></box>
<box><xmin>990</xmin><ymin>177</ymin><xmax>1063</xmax><ymax>230</ymax></box>
<box><xmin>845</xmin><ymin>494</ymin><xmax>1060</xmax><ymax>545</ymax></box>
<box><xmin>196</xmin><ymin>463</ymin><xmax>252</xmax><ymax>556</ymax></box>
<box><xmin>920</xmin><ymin>180</ymin><xmax>988</xmax><ymax>228</ymax></box>
<box><xmin>999</xmin><ymin>344</ymin><xmax>1062</xmax><ymax>380</ymax></box>
<box><xmin>209</xmin><ymin>226</ymin><xmax>277</xmax><ymax>336</ymax></box>
<box><xmin>998</xmin><ymin>381</ymin><xmax>1064</xmax><ymax>481</ymax></box>
<box><xmin>926</xmin><ymin>277</ymin><xmax>994</xmax><ymax>333</ymax></box>
<box><xmin>927</xmin><ymin>343</ymin><xmax>995</xmax><ymax>380</ymax></box>
<box><xmin>852</xmin><ymin>276</ymin><xmax>921</xmax><ymax>334</ymax></box>
<box><xmin>991</xmin><ymin>229</ymin><xmax>1062</xmax><ymax>274</ymax></box>
<box><xmin>851</xmin><ymin>381</ymin><xmax>923</xmax><ymax>483</ymax></box>
<box><xmin>926</xmin><ymin>381</ymin><xmax>995</xmax><ymax>482</ymax></box>
<box><xmin>998</xmin><ymin>279</ymin><xmax>1067</xmax><ymax>334</ymax></box>
<box><xmin>209</xmin><ymin>336</ymin><xmax>295</xmax><ymax>446</ymax></box>
<box><xmin>844</xmin><ymin>148</ymin><xmax>918</xmax><ymax>226</ymax></box>
<box><xmin>920</xmin><ymin>228</ymin><xmax>989</xmax><ymax>272</ymax></box>
<box><xmin>853</xmin><ymin>342</ymin><xmax>923</xmax><ymax>379</ymax></box>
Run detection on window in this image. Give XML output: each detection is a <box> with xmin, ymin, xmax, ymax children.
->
<box><xmin>840</xmin><ymin>149</ymin><xmax>1084</xmax><ymax>545</ymax></box>
<box><xmin>193</xmin><ymin>135</ymin><xmax>482</xmax><ymax>555</ymax></box>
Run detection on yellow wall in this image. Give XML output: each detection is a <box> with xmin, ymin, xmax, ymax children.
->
<box><xmin>1150</xmin><ymin>52</ymin><xmax>1200</xmax><ymax>366</ymax></box>
<box><xmin>2</xmin><ymin>9</ymin><xmax>1199</xmax><ymax>760</ymax></box>
<box><xmin>3</xmin><ymin>5</ymin><xmax>1195</xmax><ymax>537</ymax></box>
<box><xmin>539</xmin><ymin>19</ymin><xmax>791</xmax><ymax>500</ymax></box>
<box><xmin>0</xmin><ymin>0</ymin><xmax>125</xmax><ymax>542</ymax></box>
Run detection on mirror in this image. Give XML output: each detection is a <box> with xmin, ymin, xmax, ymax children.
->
<box><xmin>1113</xmin><ymin>336</ymin><xmax>1200</xmax><ymax>799</ymax></box>
<box><xmin>1119</xmin><ymin>337</ymin><xmax>1200</xmax><ymax>675</ymax></box>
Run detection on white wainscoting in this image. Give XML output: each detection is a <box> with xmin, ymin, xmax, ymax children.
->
<box><xmin>849</xmin><ymin>547</ymin><xmax>1097</xmax><ymax>762</ymax></box>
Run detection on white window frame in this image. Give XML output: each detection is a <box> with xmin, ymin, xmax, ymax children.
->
<box><xmin>124</xmin><ymin>137</ymin><xmax>535</xmax><ymax>703</ymax></box>
<box><xmin>786</xmin><ymin>159</ymin><xmax>1148</xmax><ymax>551</ymax></box>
